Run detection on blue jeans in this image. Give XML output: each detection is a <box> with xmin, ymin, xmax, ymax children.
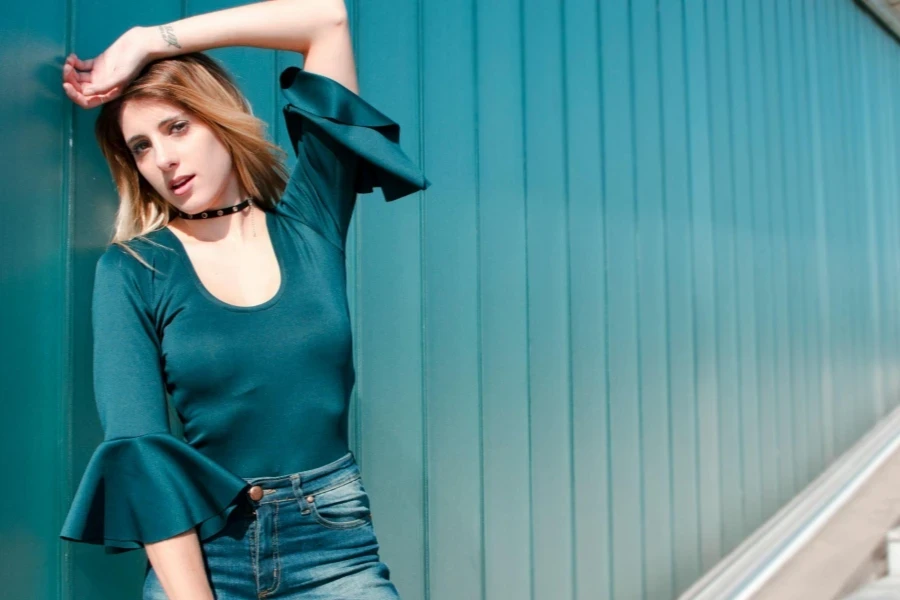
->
<box><xmin>143</xmin><ymin>451</ymin><xmax>400</xmax><ymax>599</ymax></box>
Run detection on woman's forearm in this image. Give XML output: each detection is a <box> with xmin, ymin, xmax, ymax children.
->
<box><xmin>141</xmin><ymin>0</ymin><xmax>347</xmax><ymax>60</ymax></box>
<box><xmin>144</xmin><ymin>528</ymin><xmax>215</xmax><ymax>600</ymax></box>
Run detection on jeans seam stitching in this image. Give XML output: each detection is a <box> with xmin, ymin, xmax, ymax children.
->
<box><xmin>308</xmin><ymin>478</ymin><xmax>370</xmax><ymax>530</ymax></box>
<box><xmin>263</xmin><ymin>497</ymin><xmax>302</xmax><ymax>505</ymax></box>
<box><xmin>305</xmin><ymin>473</ymin><xmax>360</xmax><ymax>497</ymax></box>
<box><xmin>262</xmin><ymin>501</ymin><xmax>281</xmax><ymax>595</ymax></box>
<box><xmin>251</xmin><ymin>513</ymin><xmax>260</xmax><ymax>594</ymax></box>
<box><xmin>311</xmin><ymin>506</ymin><xmax>369</xmax><ymax>530</ymax></box>
<box><xmin>259</xmin><ymin>473</ymin><xmax>359</xmax><ymax>505</ymax></box>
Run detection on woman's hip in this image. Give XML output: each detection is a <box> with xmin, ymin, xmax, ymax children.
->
<box><xmin>143</xmin><ymin>451</ymin><xmax>400</xmax><ymax>599</ymax></box>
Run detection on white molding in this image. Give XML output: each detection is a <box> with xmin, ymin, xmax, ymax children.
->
<box><xmin>678</xmin><ymin>403</ymin><xmax>900</xmax><ymax>600</ymax></box>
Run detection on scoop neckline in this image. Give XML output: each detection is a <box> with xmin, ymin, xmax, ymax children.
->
<box><xmin>161</xmin><ymin>209</ymin><xmax>287</xmax><ymax>313</ymax></box>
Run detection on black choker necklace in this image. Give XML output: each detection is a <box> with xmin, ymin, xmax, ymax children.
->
<box><xmin>173</xmin><ymin>197</ymin><xmax>254</xmax><ymax>220</ymax></box>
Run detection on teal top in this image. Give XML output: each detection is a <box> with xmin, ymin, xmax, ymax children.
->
<box><xmin>59</xmin><ymin>66</ymin><xmax>430</xmax><ymax>554</ymax></box>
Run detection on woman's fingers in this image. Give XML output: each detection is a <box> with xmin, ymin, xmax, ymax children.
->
<box><xmin>62</xmin><ymin>66</ymin><xmax>84</xmax><ymax>99</ymax></box>
<box><xmin>62</xmin><ymin>63</ymin><xmax>75</xmax><ymax>85</ymax></box>
<box><xmin>62</xmin><ymin>79</ymin><xmax>122</xmax><ymax>109</ymax></box>
<box><xmin>62</xmin><ymin>63</ymin><xmax>90</xmax><ymax>88</ymax></box>
<box><xmin>66</xmin><ymin>53</ymin><xmax>94</xmax><ymax>71</ymax></box>
<box><xmin>62</xmin><ymin>82</ymin><xmax>90</xmax><ymax>108</ymax></box>
<box><xmin>102</xmin><ymin>85</ymin><xmax>122</xmax><ymax>101</ymax></box>
<box><xmin>63</xmin><ymin>50</ymin><xmax>130</xmax><ymax>108</ymax></box>
<box><xmin>62</xmin><ymin>55</ymin><xmax>104</xmax><ymax>108</ymax></box>
<box><xmin>62</xmin><ymin>82</ymin><xmax>92</xmax><ymax>109</ymax></box>
<box><xmin>63</xmin><ymin>81</ymin><xmax>101</xmax><ymax>109</ymax></box>
<box><xmin>62</xmin><ymin>65</ymin><xmax>91</xmax><ymax>102</ymax></box>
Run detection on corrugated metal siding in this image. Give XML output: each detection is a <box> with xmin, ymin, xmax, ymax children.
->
<box><xmin>1</xmin><ymin>0</ymin><xmax>71</xmax><ymax>598</ymax></box>
<box><xmin>4</xmin><ymin>0</ymin><xmax>899</xmax><ymax>598</ymax></box>
<box><xmin>348</xmin><ymin>0</ymin><xmax>900</xmax><ymax>597</ymax></box>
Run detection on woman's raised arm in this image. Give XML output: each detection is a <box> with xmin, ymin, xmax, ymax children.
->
<box><xmin>144</xmin><ymin>0</ymin><xmax>347</xmax><ymax>62</ymax></box>
<box><xmin>62</xmin><ymin>0</ymin><xmax>352</xmax><ymax>109</ymax></box>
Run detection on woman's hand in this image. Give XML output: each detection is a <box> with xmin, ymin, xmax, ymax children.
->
<box><xmin>62</xmin><ymin>26</ymin><xmax>152</xmax><ymax>109</ymax></box>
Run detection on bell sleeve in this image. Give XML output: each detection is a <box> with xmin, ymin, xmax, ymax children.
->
<box><xmin>277</xmin><ymin>65</ymin><xmax>431</xmax><ymax>251</ymax></box>
<box><xmin>59</xmin><ymin>247</ymin><xmax>250</xmax><ymax>554</ymax></box>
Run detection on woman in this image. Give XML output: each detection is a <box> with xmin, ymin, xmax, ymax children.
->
<box><xmin>58</xmin><ymin>1</ymin><xmax>430</xmax><ymax>598</ymax></box>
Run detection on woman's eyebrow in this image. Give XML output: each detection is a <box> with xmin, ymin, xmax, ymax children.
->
<box><xmin>126</xmin><ymin>114</ymin><xmax>186</xmax><ymax>145</ymax></box>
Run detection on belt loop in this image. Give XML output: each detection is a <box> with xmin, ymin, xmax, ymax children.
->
<box><xmin>291</xmin><ymin>475</ymin><xmax>312</xmax><ymax>515</ymax></box>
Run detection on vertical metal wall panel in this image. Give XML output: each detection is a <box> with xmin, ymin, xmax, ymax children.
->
<box><xmin>878</xmin><ymin>27</ymin><xmax>900</xmax><ymax>419</ymax></box>
<box><xmin>599</xmin><ymin>0</ymin><xmax>644</xmax><ymax>597</ymax></box>
<box><xmin>825</xmin><ymin>0</ymin><xmax>845</xmax><ymax>457</ymax></box>
<box><xmin>762</xmin><ymin>0</ymin><xmax>794</xmax><ymax>511</ymax></box>
<box><xmin>865</xmin><ymin>23</ymin><xmax>886</xmax><ymax>424</ymax></box>
<box><xmin>707</xmin><ymin>0</ymin><xmax>744</xmax><ymax>558</ymax></box>
<box><xmin>811</xmin><ymin>0</ymin><xmax>839</xmax><ymax>468</ymax></box>
<box><xmin>860</xmin><ymin>6</ymin><xmax>883</xmax><ymax>428</ymax></box>
<box><xmin>745</xmin><ymin>0</ymin><xmax>778</xmax><ymax>529</ymax></box>
<box><xmin>421</xmin><ymin>0</ymin><xmax>483</xmax><ymax>597</ymax></box>
<box><xmin>685</xmin><ymin>0</ymin><xmax>724</xmax><ymax>574</ymax></box>
<box><xmin>523</xmin><ymin>0</ymin><xmax>575</xmax><ymax>596</ymax></box>
<box><xmin>7</xmin><ymin>0</ymin><xmax>893</xmax><ymax>598</ymax></box>
<box><xmin>790</xmin><ymin>0</ymin><xmax>822</xmax><ymax>491</ymax></box>
<box><xmin>778</xmin><ymin>0</ymin><xmax>810</xmax><ymax>494</ymax></box>
<box><xmin>889</xmin><ymin>31</ymin><xmax>900</xmax><ymax>416</ymax></box>
<box><xmin>632</xmin><ymin>0</ymin><xmax>675</xmax><ymax>598</ymax></box>
<box><xmin>836</xmin><ymin>0</ymin><xmax>856</xmax><ymax>453</ymax></box>
<box><xmin>351</xmin><ymin>0</ymin><xmax>429</xmax><ymax>596</ymax></box>
<box><xmin>659</xmin><ymin>1</ymin><xmax>704</xmax><ymax>592</ymax></box>
<box><xmin>1</xmin><ymin>0</ymin><xmax>69</xmax><ymax>596</ymax></box>
<box><xmin>476</xmin><ymin>0</ymin><xmax>533</xmax><ymax>598</ymax></box>
<box><xmin>800</xmin><ymin>0</ymin><xmax>828</xmax><ymax>480</ymax></box>
<box><xmin>563</xmin><ymin>1</ymin><xmax>613</xmax><ymax>599</ymax></box>
<box><xmin>729</xmin><ymin>0</ymin><xmax>764</xmax><ymax>541</ymax></box>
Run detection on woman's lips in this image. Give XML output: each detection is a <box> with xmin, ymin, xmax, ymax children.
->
<box><xmin>171</xmin><ymin>175</ymin><xmax>195</xmax><ymax>196</ymax></box>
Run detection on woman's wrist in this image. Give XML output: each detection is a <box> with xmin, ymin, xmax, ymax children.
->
<box><xmin>139</xmin><ymin>24</ymin><xmax>183</xmax><ymax>63</ymax></box>
<box><xmin>139</xmin><ymin>0</ymin><xmax>347</xmax><ymax>61</ymax></box>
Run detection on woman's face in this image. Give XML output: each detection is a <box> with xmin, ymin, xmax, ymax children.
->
<box><xmin>119</xmin><ymin>98</ymin><xmax>238</xmax><ymax>213</ymax></box>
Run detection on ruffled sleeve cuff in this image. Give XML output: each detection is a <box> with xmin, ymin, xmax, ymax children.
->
<box><xmin>279</xmin><ymin>66</ymin><xmax>431</xmax><ymax>201</ymax></box>
<box><xmin>60</xmin><ymin>432</ymin><xmax>250</xmax><ymax>554</ymax></box>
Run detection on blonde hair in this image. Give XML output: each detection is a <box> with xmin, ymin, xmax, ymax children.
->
<box><xmin>94</xmin><ymin>52</ymin><xmax>289</xmax><ymax>270</ymax></box>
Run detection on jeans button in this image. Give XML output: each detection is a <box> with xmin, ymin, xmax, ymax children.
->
<box><xmin>248</xmin><ymin>485</ymin><xmax>264</xmax><ymax>501</ymax></box>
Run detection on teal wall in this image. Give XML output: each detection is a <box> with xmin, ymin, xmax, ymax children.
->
<box><xmin>5</xmin><ymin>0</ymin><xmax>900</xmax><ymax>598</ymax></box>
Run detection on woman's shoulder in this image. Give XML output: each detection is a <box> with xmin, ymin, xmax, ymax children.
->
<box><xmin>105</xmin><ymin>228</ymin><xmax>174</xmax><ymax>261</ymax></box>
<box><xmin>96</xmin><ymin>229</ymin><xmax>178</xmax><ymax>289</ymax></box>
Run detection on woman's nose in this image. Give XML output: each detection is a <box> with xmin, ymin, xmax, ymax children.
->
<box><xmin>154</xmin><ymin>144</ymin><xmax>179</xmax><ymax>170</ymax></box>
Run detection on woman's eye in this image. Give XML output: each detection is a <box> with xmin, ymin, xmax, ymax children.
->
<box><xmin>130</xmin><ymin>122</ymin><xmax>187</xmax><ymax>155</ymax></box>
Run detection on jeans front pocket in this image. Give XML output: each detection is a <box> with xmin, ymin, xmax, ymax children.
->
<box><xmin>304</xmin><ymin>474</ymin><xmax>372</xmax><ymax>530</ymax></box>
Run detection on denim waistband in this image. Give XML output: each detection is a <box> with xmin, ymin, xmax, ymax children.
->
<box><xmin>240</xmin><ymin>451</ymin><xmax>359</xmax><ymax>504</ymax></box>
